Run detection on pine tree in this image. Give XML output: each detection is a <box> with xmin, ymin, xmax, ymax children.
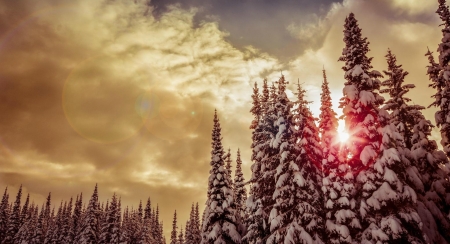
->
<box><xmin>225</xmin><ymin>148</ymin><xmax>234</xmax><ymax>189</ymax></box>
<box><xmin>201</xmin><ymin>110</ymin><xmax>241</xmax><ymax>244</ymax></box>
<box><xmin>100</xmin><ymin>193</ymin><xmax>121</xmax><ymax>244</ymax></box>
<box><xmin>138</xmin><ymin>198</ymin><xmax>153</xmax><ymax>244</ymax></box>
<box><xmin>245</xmin><ymin>79</ymin><xmax>278</xmax><ymax>244</ymax></box>
<box><xmin>234</xmin><ymin>148</ymin><xmax>247</xmax><ymax>237</ymax></box>
<box><xmin>339</xmin><ymin>13</ymin><xmax>424</xmax><ymax>243</ymax></box>
<box><xmin>31</xmin><ymin>204</ymin><xmax>45</xmax><ymax>244</ymax></box>
<box><xmin>430</xmin><ymin>0</ymin><xmax>450</xmax><ymax>157</ymax></box>
<box><xmin>71</xmin><ymin>194</ymin><xmax>83</xmax><ymax>242</ymax></box>
<box><xmin>120</xmin><ymin>206</ymin><xmax>130</xmax><ymax>244</ymax></box>
<box><xmin>20</xmin><ymin>193</ymin><xmax>30</xmax><ymax>226</ymax></box>
<box><xmin>384</xmin><ymin>49</ymin><xmax>450</xmax><ymax>243</ymax></box>
<box><xmin>77</xmin><ymin>185</ymin><xmax>99</xmax><ymax>244</ymax></box>
<box><xmin>0</xmin><ymin>187</ymin><xmax>9</xmax><ymax>243</ymax></box>
<box><xmin>320</xmin><ymin>68</ymin><xmax>357</xmax><ymax>243</ymax></box>
<box><xmin>3</xmin><ymin>185</ymin><xmax>21</xmax><ymax>244</ymax></box>
<box><xmin>61</xmin><ymin>198</ymin><xmax>73</xmax><ymax>244</ymax></box>
<box><xmin>185</xmin><ymin>204</ymin><xmax>194</xmax><ymax>244</ymax></box>
<box><xmin>178</xmin><ymin>225</ymin><xmax>184</xmax><ymax>244</ymax></box>
<box><xmin>170</xmin><ymin>210</ymin><xmax>177</xmax><ymax>244</ymax></box>
<box><xmin>193</xmin><ymin>203</ymin><xmax>201</xmax><ymax>244</ymax></box>
<box><xmin>266</xmin><ymin>77</ymin><xmax>324</xmax><ymax>243</ymax></box>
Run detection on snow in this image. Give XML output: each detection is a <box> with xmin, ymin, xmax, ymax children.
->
<box><xmin>360</xmin><ymin>146</ymin><xmax>377</xmax><ymax>166</ymax></box>
<box><xmin>359</xmin><ymin>91</ymin><xmax>375</xmax><ymax>106</ymax></box>
<box><xmin>293</xmin><ymin>172</ymin><xmax>306</xmax><ymax>187</ymax></box>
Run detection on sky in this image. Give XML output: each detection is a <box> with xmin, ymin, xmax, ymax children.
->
<box><xmin>0</xmin><ymin>0</ymin><xmax>443</xmax><ymax>237</ymax></box>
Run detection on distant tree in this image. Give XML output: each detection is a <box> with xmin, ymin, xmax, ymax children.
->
<box><xmin>3</xmin><ymin>185</ymin><xmax>22</xmax><ymax>244</ymax></box>
<box><xmin>0</xmin><ymin>188</ymin><xmax>9</xmax><ymax>243</ymax></box>
<box><xmin>100</xmin><ymin>193</ymin><xmax>121</xmax><ymax>244</ymax></box>
<box><xmin>77</xmin><ymin>185</ymin><xmax>99</xmax><ymax>244</ymax></box>
<box><xmin>178</xmin><ymin>225</ymin><xmax>184</xmax><ymax>244</ymax></box>
<box><xmin>170</xmin><ymin>211</ymin><xmax>177</xmax><ymax>244</ymax></box>
<box><xmin>234</xmin><ymin>148</ymin><xmax>247</xmax><ymax>234</ymax></box>
<box><xmin>201</xmin><ymin>110</ymin><xmax>241</xmax><ymax>244</ymax></box>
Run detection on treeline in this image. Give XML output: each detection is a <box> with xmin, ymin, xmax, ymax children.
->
<box><xmin>0</xmin><ymin>185</ymin><xmax>204</xmax><ymax>244</ymax></box>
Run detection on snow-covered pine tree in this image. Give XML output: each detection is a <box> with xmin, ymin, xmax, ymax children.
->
<box><xmin>170</xmin><ymin>210</ymin><xmax>177</xmax><ymax>244</ymax></box>
<box><xmin>120</xmin><ymin>206</ymin><xmax>130</xmax><ymax>244</ymax></box>
<box><xmin>3</xmin><ymin>185</ymin><xmax>22</xmax><ymax>244</ymax></box>
<box><xmin>267</xmin><ymin>77</ymin><xmax>324</xmax><ymax>243</ymax></box>
<box><xmin>245</xmin><ymin>81</ymin><xmax>266</xmax><ymax>244</ymax></box>
<box><xmin>193</xmin><ymin>203</ymin><xmax>201</xmax><ymax>243</ymax></box>
<box><xmin>339</xmin><ymin>13</ymin><xmax>424</xmax><ymax>243</ymax></box>
<box><xmin>178</xmin><ymin>225</ymin><xmax>184</xmax><ymax>244</ymax></box>
<box><xmin>16</xmin><ymin>202</ymin><xmax>36</xmax><ymax>244</ymax></box>
<box><xmin>60</xmin><ymin>197</ymin><xmax>73</xmax><ymax>244</ymax></box>
<box><xmin>100</xmin><ymin>193</ymin><xmax>121</xmax><ymax>244</ymax></box>
<box><xmin>245</xmin><ymin>79</ymin><xmax>279</xmax><ymax>244</ymax></box>
<box><xmin>0</xmin><ymin>188</ymin><xmax>8</xmax><ymax>243</ymax></box>
<box><xmin>431</xmin><ymin>0</ymin><xmax>450</xmax><ymax>157</ymax></box>
<box><xmin>138</xmin><ymin>197</ymin><xmax>153</xmax><ymax>244</ymax></box>
<box><xmin>320</xmin><ymin>69</ymin><xmax>358</xmax><ymax>244</ymax></box>
<box><xmin>234</xmin><ymin>149</ymin><xmax>247</xmax><ymax>225</ymax></box>
<box><xmin>71</xmin><ymin>194</ymin><xmax>83</xmax><ymax>243</ymax></box>
<box><xmin>185</xmin><ymin>203</ymin><xmax>195</xmax><ymax>244</ymax></box>
<box><xmin>77</xmin><ymin>185</ymin><xmax>99</xmax><ymax>244</ymax></box>
<box><xmin>20</xmin><ymin>193</ymin><xmax>30</xmax><ymax>226</ymax></box>
<box><xmin>225</xmin><ymin>148</ymin><xmax>234</xmax><ymax>188</ymax></box>
<box><xmin>382</xmin><ymin>48</ymin><xmax>450</xmax><ymax>243</ymax></box>
<box><xmin>201</xmin><ymin>110</ymin><xmax>241</xmax><ymax>244</ymax></box>
<box><xmin>31</xmin><ymin>204</ymin><xmax>45</xmax><ymax>244</ymax></box>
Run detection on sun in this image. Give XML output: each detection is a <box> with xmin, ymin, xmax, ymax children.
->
<box><xmin>338</xmin><ymin>131</ymin><xmax>350</xmax><ymax>143</ymax></box>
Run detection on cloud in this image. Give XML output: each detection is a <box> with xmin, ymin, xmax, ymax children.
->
<box><xmin>0</xmin><ymin>0</ymin><xmax>284</xmax><ymax>234</ymax></box>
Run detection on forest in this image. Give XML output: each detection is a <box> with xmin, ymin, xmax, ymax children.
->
<box><xmin>2</xmin><ymin>0</ymin><xmax>450</xmax><ymax>244</ymax></box>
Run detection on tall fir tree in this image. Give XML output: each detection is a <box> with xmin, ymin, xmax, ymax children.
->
<box><xmin>0</xmin><ymin>188</ymin><xmax>8</xmax><ymax>243</ymax></box>
<box><xmin>267</xmin><ymin>77</ymin><xmax>324</xmax><ymax>243</ymax></box>
<box><xmin>100</xmin><ymin>193</ymin><xmax>121</xmax><ymax>244</ymax></box>
<box><xmin>3</xmin><ymin>185</ymin><xmax>21</xmax><ymax>244</ymax></box>
<box><xmin>245</xmin><ymin>79</ymin><xmax>279</xmax><ymax>244</ymax></box>
<box><xmin>384</xmin><ymin>49</ymin><xmax>450</xmax><ymax>243</ymax></box>
<box><xmin>225</xmin><ymin>148</ymin><xmax>234</xmax><ymax>190</ymax></box>
<box><xmin>201</xmin><ymin>110</ymin><xmax>241</xmax><ymax>244</ymax></box>
<box><xmin>320</xmin><ymin>69</ymin><xmax>358</xmax><ymax>244</ymax></box>
<box><xmin>431</xmin><ymin>0</ymin><xmax>450</xmax><ymax>157</ymax></box>
<box><xmin>178</xmin><ymin>225</ymin><xmax>184</xmax><ymax>244</ymax></box>
<box><xmin>77</xmin><ymin>185</ymin><xmax>99</xmax><ymax>244</ymax></box>
<box><xmin>234</xmin><ymin>149</ymin><xmax>247</xmax><ymax>227</ymax></box>
<box><xmin>170</xmin><ymin>210</ymin><xmax>177</xmax><ymax>244</ymax></box>
<box><xmin>339</xmin><ymin>13</ymin><xmax>424</xmax><ymax>243</ymax></box>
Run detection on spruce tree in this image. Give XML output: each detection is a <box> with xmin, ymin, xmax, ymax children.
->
<box><xmin>319</xmin><ymin>69</ymin><xmax>358</xmax><ymax>244</ymax></box>
<box><xmin>234</xmin><ymin>148</ymin><xmax>247</xmax><ymax>225</ymax></box>
<box><xmin>100</xmin><ymin>193</ymin><xmax>121</xmax><ymax>244</ymax></box>
<box><xmin>0</xmin><ymin>188</ymin><xmax>8</xmax><ymax>243</ymax></box>
<box><xmin>383</xmin><ymin>49</ymin><xmax>450</xmax><ymax>243</ymax></box>
<box><xmin>170</xmin><ymin>210</ymin><xmax>177</xmax><ymax>244</ymax></box>
<box><xmin>339</xmin><ymin>13</ymin><xmax>424</xmax><ymax>243</ymax></box>
<box><xmin>192</xmin><ymin>203</ymin><xmax>201</xmax><ymax>244</ymax></box>
<box><xmin>430</xmin><ymin>0</ymin><xmax>450</xmax><ymax>157</ymax></box>
<box><xmin>77</xmin><ymin>185</ymin><xmax>99</xmax><ymax>244</ymax></box>
<box><xmin>267</xmin><ymin>77</ymin><xmax>324</xmax><ymax>243</ymax></box>
<box><xmin>245</xmin><ymin>79</ymin><xmax>278</xmax><ymax>244</ymax></box>
<box><xmin>3</xmin><ymin>185</ymin><xmax>21</xmax><ymax>244</ymax></box>
<box><xmin>178</xmin><ymin>225</ymin><xmax>184</xmax><ymax>244</ymax></box>
<box><xmin>201</xmin><ymin>110</ymin><xmax>241</xmax><ymax>244</ymax></box>
<box><xmin>71</xmin><ymin>194</ymin><xmax>83</xmax><ymax>242</ymax></box>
